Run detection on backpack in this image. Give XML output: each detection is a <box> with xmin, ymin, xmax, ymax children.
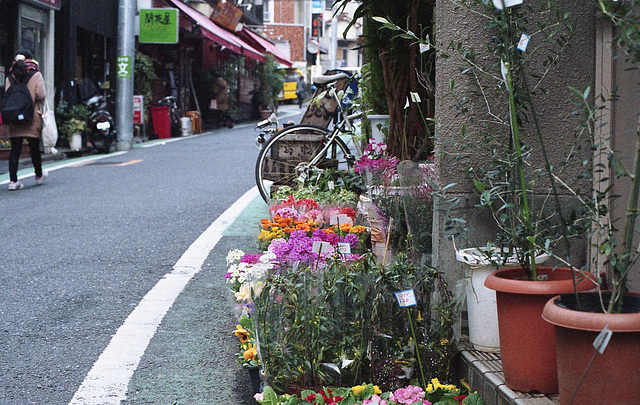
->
<box><xmin>0</xmin><ymin>71</ymin><xmax>35</xmax><ymax>125</ymax></box>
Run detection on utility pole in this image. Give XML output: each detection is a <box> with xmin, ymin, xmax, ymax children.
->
<box><xmin>116</xmin><ymin>0</ymin><xmax>136</xmax><ymax>151</ymax></box>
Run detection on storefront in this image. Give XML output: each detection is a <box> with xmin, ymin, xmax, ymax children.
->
<box><xmin>0</xmin><ymin>0</ymin><xmax>58</xmax><ymax>105</ymax></box>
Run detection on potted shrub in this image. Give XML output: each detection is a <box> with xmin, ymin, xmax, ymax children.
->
<box><xmin>252</xmin><ymin>55</ymin><xmax>282</xmax><ymax>117</ymax></box>
<box><xmin>56</xmin><ymin>101</ymin><xmax>90</xmax><ymax>151</ymax></box>
<box><xmin>370</xmin><ymin>4</ymin><xmax>594</xmax><ymax>391</ymax></box>
<box><xmin>541</xmin><ymin>1</ymin><xmax>640</xmax><ymax>403</ymax></box>
<box><xmin>438</xmin><ymin>0</ymin><xmax>596</xmax><ymax>393</ymax></box>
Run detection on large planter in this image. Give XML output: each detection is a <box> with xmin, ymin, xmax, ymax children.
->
<box><xmin>456</xmin><ymin>248</ymin><xmax>548</xmax><ymax>353</ymax></box>
<box><xmin>484</xmin><ymin>267</ymin><xmax>596</xmax><ymax>394</ymax></box>
<box><xmin>542</xmin><ymin>292</ymin><xmax>640</xmax><ymax>405</ymax></box>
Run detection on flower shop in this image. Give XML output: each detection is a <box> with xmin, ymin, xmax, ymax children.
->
<box><xmin>223</xmin><ymin>0</ymin><xmax>640</xmax><ymax>404</ymax></box>
<box><xmin>225</xmin><ymin>139</ymin><xmax>484</xmax><ymax>404</ymax></box>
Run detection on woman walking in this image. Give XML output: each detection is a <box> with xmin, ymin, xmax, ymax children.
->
<box><xmin>5</xmin><ymin>49</ymin><xmax>47</xmax><ymax>191</ymax></box>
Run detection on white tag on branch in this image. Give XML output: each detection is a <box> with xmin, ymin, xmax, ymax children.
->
<box><xmin>394</xmin><ymin>289</ymin><xmax>417</xmax><ymax>307</ymax></box>
<box><xmin>501</xmin><ymin>59</ymin><xmax>509</xmax><ymax>87</ymax></box>
<box><xmin>517</xmin><ymin>33</ymin><xmax>531</xmax><ymax>52</ymax></box>
<box><xmin>337</xmin><ymin>242</ymin><xmax>351</xmax><ymax>254</ymax></box>
<box><xmin>328</xmin><ymin>180</ymin><xmax>335</xmax><ymax>191</ymax></box>
<box><xmin>404</xmin><ymin>97</ymin><xmax>410</xmax><ymax>109</ymax></box>
<box><xmin>593</xmin><ymin>325</ymin><xmax>613</xmax><ymax>354</ymax></box>
<box><xmin>410</xmin><ymin>92</ymin><xmax>421</xmax><ymax>103</ymax></box>
<box><xmin>419</xmin><ymin>42</ymin><xmax>430</xmax><ymax>54</ymax></box>
<box><xmin>493</xmin><ymin>0</ymin><xmax>523</xmax><ymax>10</ymax></box>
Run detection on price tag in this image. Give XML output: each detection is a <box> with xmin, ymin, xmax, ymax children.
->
<box><xmin>419</xmin><ymin>42</ymin><xmax>430</xmax><ymax>54</ymax></box>
<box><xmin>337</xmin><ymin>242</ymin><xmax>351</xmax><ymax>254</ymax></box>
<box><xmin>312</xmin><ymin>241</ymin><xmax>332</xmax><ymax>254</ymax></box>
<box><xmin>410</xmin><ymin>92</ymin><xmax>421</xmax><ymax>103</ymax></box>
<box><xmin>517</xmin><ymin>33</ymin><xmax>531</xmax><ymax>52</ymax></box>
<box><xmin>593</xmin><ymin>325</ymin><xmax>612</xmax><ymax>354</ymax></box>
<box><xmin>330</xmin><ymin>214</ymin><xmax>350</xmax><ymax>226</ymax></box>
<box><xmin>328</xmin><ymin>180</ymin><xmax>335</xmax><ymax>191</ymax></box>
<box><xmin>394</xmin><ymin>289</ymin><xmax>417</xmax><ymax>307</ymax></box>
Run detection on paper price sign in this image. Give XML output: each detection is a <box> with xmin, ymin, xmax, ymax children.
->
<box><xmin>337</xmin><ymin>242</ymin><xmax>351</xmax><ymax>254</ymax></box>
<box><xmin>330</xmin><ymin>214</ymin><xmax>350</xmax><ymax>226</ymax></box>
<box><xmin>394</xmin><ymin>289</ymin><xmax>417</xmax><ymax>307</ymax></box>
<box><xmin>517</xmin><ymin>33</ymin><xmax>531</xmax><ymax>52</ymax></box>
<box><xmin>312</xmin><ymin>241</ymin><xmax>332</xmax><ymax>254</ymax></box>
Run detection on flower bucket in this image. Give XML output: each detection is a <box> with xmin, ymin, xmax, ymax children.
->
<box><xmin>455</xmin><ymin>247</ymin><xmax>548</xmax><ymax>353</ymax></box>
<box><xmin>484</xmin><ymin>267</ymin><xmax>596</xmax><ymax>394</ymax></box>
<box><xmin>542</xmin><ymin>292</ymin><xmax>640</xmax><ymax>405</ymax></box>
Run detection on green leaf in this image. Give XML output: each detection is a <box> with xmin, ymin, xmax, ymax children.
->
<box><xmin>262</xmin><ymin>386</ymin><xmax>278</xmax><ymax>404</ymax></box>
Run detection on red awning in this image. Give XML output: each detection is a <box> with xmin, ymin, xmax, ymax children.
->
<box><xmin>237</xmin><ymin>28</ymin><xmax>293</xmax><ymax>68</ymax></box>
<box><xmin>167</xmin><ymin>0</ymin><xmax>265</xmax><ymax>62</ymax></box>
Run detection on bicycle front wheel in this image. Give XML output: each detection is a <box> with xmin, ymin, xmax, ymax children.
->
<box><xmin>255</xmin><ymin>124</ymin><xmax>353</xmax><ymax>203</ymax></box>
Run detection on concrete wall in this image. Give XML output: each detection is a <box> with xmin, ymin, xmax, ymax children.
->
<box><xmin>433</xmin><ymin>1</ymin><xmax>597</xmax><ymax>284</ymax></box>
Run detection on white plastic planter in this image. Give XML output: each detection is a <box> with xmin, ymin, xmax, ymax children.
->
<box><xmin>367</xmin><ymin>114</ymin><xmax>389</xmax><ymax>143</ymax></box>
<box><xmin>456</xmin><ymin>247</ymin><xmax>548</xmax><ymax>352</ymax></box>
<box><xmin>69</xmin><ymin>133</ymin><xmax>82</xmax><ymax>151</ymax></box>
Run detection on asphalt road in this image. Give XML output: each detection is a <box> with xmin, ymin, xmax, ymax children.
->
<box><xmin>0</xmin><ymin>106</ymin><xmax>302</xmax><ymax>404</ymax></box>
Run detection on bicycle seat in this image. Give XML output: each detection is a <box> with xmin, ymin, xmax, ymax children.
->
<box><xmin>313</xmin><ymin>72</ymin><xmax>349</xmax><ymax>85</ymax></box>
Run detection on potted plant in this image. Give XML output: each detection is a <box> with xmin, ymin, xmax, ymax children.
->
<box><xmin>540</xmin><ymin>1</ymin><xmax>640</xmax><ymax>403</ymax></box>
<box><xmin>56</xmin><ymin>100</ymin><xmax>90</xmax><ymax>151</ymax></box>
<box><xmin>370</xmin><ymin>6</ymin><xmax>594</xmax><ymax>389</ymax></box>
<box><xmin>436</xmin><ymin>0</ymin><xmax>596</xmax><ymax>393</ymax></box>
<box><xmin>252</xmin><ymin>55</ymin><xmax>283</xmax><ymax>118</ymax></box>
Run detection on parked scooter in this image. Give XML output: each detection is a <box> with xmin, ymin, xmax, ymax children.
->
<box><xmin>83</xmin><ymin>93</ymin><xmax>116</xmax><ymax>153</ymax></box>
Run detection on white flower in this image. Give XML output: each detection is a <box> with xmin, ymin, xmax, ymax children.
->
<box><xmin>226</xmin><ymin>249</ymin><xmax>245</xmax><ymax>265</ymax></box>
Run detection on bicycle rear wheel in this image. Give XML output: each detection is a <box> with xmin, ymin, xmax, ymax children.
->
<box><xmin>255</xmin><ymin>124</ymin><xmax>353</xmax><ymax>202</ymax></box>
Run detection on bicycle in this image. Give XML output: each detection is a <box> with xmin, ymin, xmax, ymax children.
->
<box><xmin>254</xmin><ymin>72</ymin><xmax>363</xmax><ymax>203</ymax></box>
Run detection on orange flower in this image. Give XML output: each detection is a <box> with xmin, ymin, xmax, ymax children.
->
<box><xmin>340</xmin><ymin>224</ymin><xmax>352</xmax><ymax>233</ymax></box>
<box><xmin>243</xmin><ymin>344</ymin><xmax>258</xmax><ymax>361</ymax></box>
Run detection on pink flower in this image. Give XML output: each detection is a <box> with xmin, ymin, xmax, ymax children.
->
<box><xmin>363</xmin><ymin>395</ymin><xmax>388</xmax><ymax>405</ymax></box>
<box><xmin>389</xmin><ymin>385</ymin><xmax>429</xmax><ymax>404</ymax></box>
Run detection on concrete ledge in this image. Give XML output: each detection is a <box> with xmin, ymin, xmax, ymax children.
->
<box><xmin>458</xmin><ymin>340</ymin><xmax>559</xmax><ymax>405</ymax></box>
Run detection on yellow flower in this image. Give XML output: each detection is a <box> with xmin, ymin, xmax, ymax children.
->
<box><xmin>373</xmin><ymin>385</ymin><xmax>382</xmax><ymax>395</ymax></box>
<box><xmin>234</xmin><ymin>325</ymin><xmax>250</xmax><ymax>343</ymax></box>
<box><xmin>441</xmin><ymin>338</ymin><xmax>449</xmax><ymax>346</ymax></box>
<box><xmin>243</xmin><ymin>344</ymin><xmax>257</xmax><ymax>361</ymax></box>
<box><xmin>352</xmin><ymin>385</ymin><xmax>365</xmax><ymax>395</ymax></box>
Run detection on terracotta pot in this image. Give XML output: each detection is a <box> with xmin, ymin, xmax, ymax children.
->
<box><xmin>542</xmin><ymin>292</ymin><xmax>640</xmax><ymax>405</ymax></box>
<box><xmin>484</xmin><ymin>267</ymin><xmax>596</xmax><ymax>394</ymax></box>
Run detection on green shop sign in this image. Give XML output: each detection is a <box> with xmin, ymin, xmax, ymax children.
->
<box><xmin>139</xmin><ymin>8</ymin><xmax>179</xmax><ymax>44</ymax></box>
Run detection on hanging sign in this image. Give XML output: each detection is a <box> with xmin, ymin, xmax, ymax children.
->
<box><xmin>139</xmin><ymin>9</ymin><xmax>179</xmax><ymax>44</ymax></box>
<box><xmin>211</xmin><ymin>1</ymin><xmax>244</xmax><ymax>31</ymax></box>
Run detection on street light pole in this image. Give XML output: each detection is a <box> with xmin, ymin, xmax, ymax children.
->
<box><xmin>116</xmin><ymin>0</ymin><xmax>136</xmax><ymax>151</ymax></box>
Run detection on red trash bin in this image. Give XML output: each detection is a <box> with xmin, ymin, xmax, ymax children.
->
<box><xmin>150</xmin><ymin>105</ymin><xmax>171</xmax><ymax>139</ymax></box>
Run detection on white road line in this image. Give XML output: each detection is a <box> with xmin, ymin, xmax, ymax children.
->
<box><xmin>69</xmin><ymin>186</ymin><xmax>259</xmax><ymax>405</ymax></box>
<box><xmin>0</xmin><ymin>151</ymin><xmax>129</xmax><ymax>185</ymax></box>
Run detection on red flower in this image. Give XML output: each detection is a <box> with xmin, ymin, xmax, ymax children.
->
<box><xmin>339</xmin><ymin>207</ymin><xmax>357</xmax><ymax>220</ymax></box>
<box><xmin>454</xmin><ymin>395</ymin><xmax>467</xmax><ymax>404</ymax></box>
